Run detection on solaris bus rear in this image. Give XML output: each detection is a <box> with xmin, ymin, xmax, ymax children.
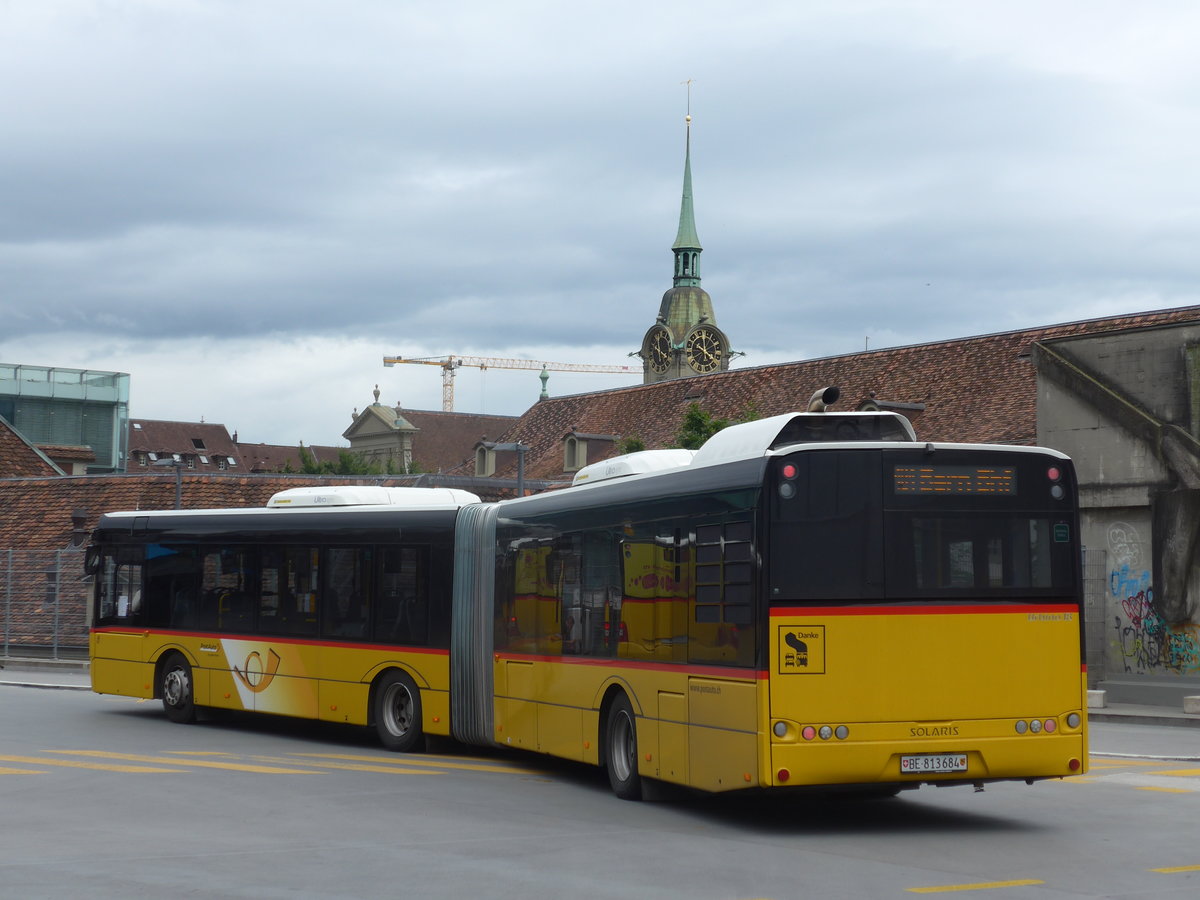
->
<box><xmin>446</xmin><ymin>390</ymin><xmax>1087</xmax><ymax>798</ymax></box>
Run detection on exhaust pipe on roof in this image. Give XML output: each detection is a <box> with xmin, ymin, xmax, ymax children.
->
<box><xmin>807</xmin><ymin>386</ymin><xmax>841</xmax><ymax>412</ymax></box>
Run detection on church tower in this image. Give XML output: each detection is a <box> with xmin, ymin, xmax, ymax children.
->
<box><xmin>637</xmin><ymin>106</ymin><xmax>732</xmax><ymax>384</ymax></box>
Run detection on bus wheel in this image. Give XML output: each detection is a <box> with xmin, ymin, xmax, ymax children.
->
<box><xmin>605</xmin><ymin>694</ymin><xmax>642</xmax><ymax>801</ymax></box>
<box><xmin>160</xmin><ymin>654</ymin><xmax>196</xmax><ymax>724</ymax></box>
<box><xmin>375</xmin><ymin>671</ymin><xmax>423</xmax><ymax>752</ymax></box>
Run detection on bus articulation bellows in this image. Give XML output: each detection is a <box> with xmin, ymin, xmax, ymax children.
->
<box><xmin>88</xmin><ymin>396</ymin><xmax>1087</xmax><ymax>799</ymax></box>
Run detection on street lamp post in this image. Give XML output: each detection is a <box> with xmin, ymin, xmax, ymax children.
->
<box><xmin>481</xmin><ymin>442</ymin><xmax>527</xmax><ymax>497</ymax></box>
<box><xmin>152</xmin><ymin>457</ymin><xmax>184</xmax><ymax>508</ymax></box>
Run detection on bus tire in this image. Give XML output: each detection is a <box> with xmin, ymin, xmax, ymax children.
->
<box><xmin>160</xmin><ymin>653</ymin><xmax>196</xmax><ymax>724</ymax></box>
<box><xmin>374</xmin><ymin>670</ymin><xmax>423</xmax><ymax>753</ymax></box>
<box><xmin>605</xmin><ymin>694</ymin><xmax>642</xmax><ymax>801</ymax></box>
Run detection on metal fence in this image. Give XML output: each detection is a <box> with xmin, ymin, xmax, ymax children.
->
<box><xmin>1</xmin><ymin>549</ymin><xmax>90</xmax><ymax>660</ymax></box>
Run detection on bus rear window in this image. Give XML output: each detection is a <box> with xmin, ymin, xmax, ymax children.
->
<box><xmin>768</xmin><ymin>448</ymin><xmax>1077</xmax><ymax>602</ymax></box>
<box><xmin>891</xmin><ymin>514</ymin><xmax>1061</xmax><ymax>593</ymax></box>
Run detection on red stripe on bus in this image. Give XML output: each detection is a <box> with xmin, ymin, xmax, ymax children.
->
<box><xmin>494</xmin><ymin>651</ymin><xmax>767</xmax><ymax>680</ymax></box>
<box><xmin>770</xmin><ymin>603</ymin><xmax>1080</xmax><ymax>617</ymax></box>
<box><xmin>88</xmin><ymin>626</ymin><xmax>450</xmax><ymax>655</ymax></box>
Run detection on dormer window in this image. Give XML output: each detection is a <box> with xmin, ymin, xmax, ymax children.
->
<box><xmin>475</xmin><ymin>445</ymin><xmax>496</xmax><ymax>477</ymax></box>
<box><xmin>564</xmin><ymin>436</ymin><xmax>583</xmax><ymax>472</ymax></box>
<box><xmin>562</xmin><ymin>430</ymin><xmax>618</xmax><ymax>473</ymax></box>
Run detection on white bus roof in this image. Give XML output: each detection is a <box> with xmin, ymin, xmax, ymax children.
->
<box><xmin>265</xmin><ymin>486</ymin><xmax>481</xmax><ymax>509</ymax></box>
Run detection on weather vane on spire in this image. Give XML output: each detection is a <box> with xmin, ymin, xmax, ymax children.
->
<box><xmin>681</xmin><ymin>77</ymin><xmax>694</xmax><ymax>124</ymax></box>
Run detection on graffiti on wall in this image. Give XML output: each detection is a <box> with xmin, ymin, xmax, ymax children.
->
<box><xmin>1109</xmin><ymin>521</ymin><xmax>1200</xmax><ymax>675</ymax></box>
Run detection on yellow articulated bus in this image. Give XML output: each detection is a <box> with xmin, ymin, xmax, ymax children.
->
<box><xmin>88</xmin><ymin>486</ymin><xmax>479</xmax><ymax>752</ymax></box>
<box><xmin>89</xmin><ymin>392</ymin><xmax>1087</xmax><ymax>800</ymax></box>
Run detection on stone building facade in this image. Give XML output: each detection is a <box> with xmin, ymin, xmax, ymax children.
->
<box><xmin>1035</xmin><ymin>320</ymin><xmax>1200</xmax><ymax>703</ymax></box>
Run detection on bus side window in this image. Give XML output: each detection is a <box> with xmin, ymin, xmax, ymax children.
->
<box><xmin>577</xmin><ymin>529</ymin><xmax>621</xmax><ymax>657</ymax></box>
<box><xmin>206</xmin><ymin>547</ymin><xmax>256</xmax><ymax>633</ymax></box>
<box><xmin>96</xmin><ymin>549</ymin><xmax>143</xmax><ymax>625</ymax></box>
<box><xmin>324</xmin><ymin>547</ymin><xmax>370</xmax><ymax>639</ymax></box>
<box><xmin>690</xmin><ymin>519</ymin><xmax>756</xmax><ymax>667</ymax></box>
<box><xmin>375</xmin><ymin>547</ymin><xmax>428</xmax><ymax>645</ymax></box>
<box><xmin>141</xmin><ymin>544</ymin><xmax>202</xmax><ymax>630</ymax></box>
<box><xmin>259</xmin><ymin>546</ymin><xmax>319</xmax><ymax>636</ymax></box>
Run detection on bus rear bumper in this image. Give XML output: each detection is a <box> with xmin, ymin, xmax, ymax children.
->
<box><xmin>765</xmin><ymin>732</ymin><xmax>1087</xmax><ymax>789</ymax></box>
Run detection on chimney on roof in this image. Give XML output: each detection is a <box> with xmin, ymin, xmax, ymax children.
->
<box><xmin>70</xmin><ymin>508</ymin><xmax>89</xmax><ymax>547</ymax></box>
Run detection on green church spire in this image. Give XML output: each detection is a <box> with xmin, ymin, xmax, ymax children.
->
<box><xmin>672</xmin><ymin>112</ymin><xmax>702</xmax><ymax>288</ymax></box>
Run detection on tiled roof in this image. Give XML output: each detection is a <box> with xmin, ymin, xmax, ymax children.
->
<box><xmin>457</xmin><ymin>305</ymin><xmax>1200</xmax><ymax>481</ymax></box>
<box><xmin>37</xmin><ymin>445</ymin><xmax>96</xmax><ymax>462</ymax></box>
<box><xmin>399</xmin><ymin>409</ymin><xmax>519</xmax><ymax>473</ymax></box>
<box><xmin>235</xmin><ymin>442</ymin><xmax>348</xmax><ymax>473</ymax></box>
<box><xmin>0</xmin><ymin>416</ymin><xmax>63</xmax><ymax>477</ymax></box>
<box><xmin>0</xmin><ymin>473</ymin><xmax>482</xmax><ymax>556</ymax></box>
<box><xmin>128</xmin><ymin>419</ymin><xmax>244</xmax><ymax>473</ymax></box>
<box><xmin>126</xmin><ymin>419</ymin><xmax>348</xmax><ymax>474</ymax></box>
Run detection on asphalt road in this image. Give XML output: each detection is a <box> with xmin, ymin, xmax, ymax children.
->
<box><xmin>3</xmin><ymin>685</ymin><xmax>1200</xmax><ymax>899</ymax></box>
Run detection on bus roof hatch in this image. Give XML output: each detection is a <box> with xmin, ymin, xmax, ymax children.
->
<box><xmin>690</xmin><ymin>411</ymin><xmax>916</xmax><ymax>468</ymax></box>
<box><xmin>266</xmin><ymin>485</ymin><xmax>481</xmax><ymax>509</ymax></box>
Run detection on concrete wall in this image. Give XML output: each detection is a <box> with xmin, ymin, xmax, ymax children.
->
<box><xmin>1036</xmin><ymin>323</ymin><xmax>1200</xmax><ymax>704</ymax></box>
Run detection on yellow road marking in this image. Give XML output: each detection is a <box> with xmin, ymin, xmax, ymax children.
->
<box><xmin>0</xmin><ymin>766</ymin><xmax>45</xmax><ymax>775</ymax></box>
<box><xmin>0</xmin><ymin>754</ymin><xmax>185</xmax><ymax>774</ymax></box>
<box><xmin>1148</xmin><ymin>768</ymin><xmax>1200</xmax><ymax>776</ymax></box>
<box><xmin>161</xmin><ymin>751</ymin><xmax>238</xmax><ymax>757</ymax></box>
<box><xmin>252</xmin><ymin>756</ymin><xmax>440</xmax><ymax>775</ymax></box>
<box><xmin>1088</xmin><ymin>759</ymin><xmax>1162</xmax><ymax>768</ymax></box>
<box><xmin>907</xmin><ymin>880</ymin><xmax>1043</xmax><ymax>894</ymax></box>
<box><xmin>291</xmin><ymin>752</ymin><xmax>545</xmax><ymax>775</ymax></box>
<box><xmin>1151</xmin><ymin>864</ymin><xmax>1200</xmax><ymax>873</ymax></box>
<box><xmin>1137</xmin><ymin>786</ymin><xmax>1192</xmax><ymax>793</ymax></box>
<box><xmin>44</xmin><ymin>750</ymin><xmax>316</xmax><ymax>774</ymax></box>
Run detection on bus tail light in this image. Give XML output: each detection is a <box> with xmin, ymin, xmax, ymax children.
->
<box><xmin>798</xmin><ymin>724</ymin><xmax>849</xmax><ymax>741</ymax></box>
<box><xmin>1047</xmin><ymin>465</ymin><xmax>1066</xmax><ymax>499</ymax></box>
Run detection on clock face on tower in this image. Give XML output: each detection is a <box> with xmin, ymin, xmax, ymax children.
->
<box><xmin>685</xmin><ymin>326</ymin><xmax>724</xmax><ymax>373</ymax></box>
<box><xmin>647</xmin><ymin>327</ymin><xmax>672</xmax><ymax>373</ymax></box>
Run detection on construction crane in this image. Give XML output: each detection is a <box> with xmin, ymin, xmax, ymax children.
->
<box><xmin>382</xmin><ymin>354</ymin><xmax>639</xmax><ymax>412</ymax></box>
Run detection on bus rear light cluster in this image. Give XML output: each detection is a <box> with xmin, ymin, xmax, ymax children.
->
<box><xmin>800</xmin><ymin>724</ymin><xmax>849</xmax><ymax>741</ymax></box>
<box><xmin>778</xmin><ymin>462</ymin><xmax>799</xmax><ymax>500</ymax></box>
<box><xmin>1047</xmin><ymin>465</ymin><xmax>1066</xmax><ymax>500</ymax></box>
<box><xmin>1015</xmin><ymin>718</ymin><xmax>1058</xmax><ymax>734</ymax></box>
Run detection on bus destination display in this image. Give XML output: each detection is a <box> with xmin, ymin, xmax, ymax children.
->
<box><xmin>893</xmin><ymin>464</ymin><xmax>1017</xmax><ymax>495</ymax></box>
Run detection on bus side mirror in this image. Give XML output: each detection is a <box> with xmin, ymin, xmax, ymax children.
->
<box><xmin>83</xmin><ymin>546</ymin><xmax>101</xmax><ymax>576</ymax></box>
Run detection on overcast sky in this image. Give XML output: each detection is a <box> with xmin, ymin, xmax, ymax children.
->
<box><xmin>3</xmin><ymin>0</ymin><xmax>1199</xmax><ymax>447</ymax></box>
